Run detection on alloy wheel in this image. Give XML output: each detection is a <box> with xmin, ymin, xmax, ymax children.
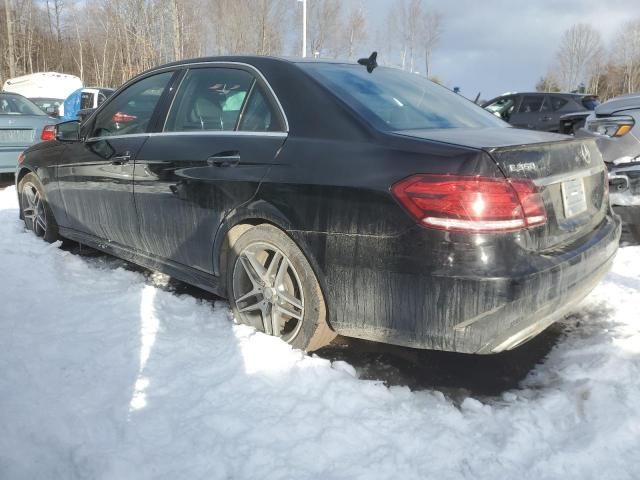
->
<box><xmin>21</xmin><ymin>182</ymin><xmax>47</xmax><ymax>237</ymax></box>
<box><xmin>232</xmin><ymin>241</ymin><xmax>305</xmax><ymax>342</ymax></box>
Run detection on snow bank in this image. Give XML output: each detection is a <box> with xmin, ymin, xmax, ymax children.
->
<box><xmin>0</xmin><ymin>185</ymin><xmax>638</xmax><ymax>479</ymax></box>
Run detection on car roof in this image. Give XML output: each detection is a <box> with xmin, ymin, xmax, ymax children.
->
<box><xmin>497</xmin><ymin>92</ymin><xmax>588</xmax><ymax>97</ymax></box>
<box><xmin>147</xmin><ymin>55</ymin><xmax>354</xmax><ymax>73</ymax></box>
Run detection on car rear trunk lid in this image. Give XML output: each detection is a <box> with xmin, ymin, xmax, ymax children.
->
<box><xmin>394</xmin><ymin>128</ymin><xmax>608</xmax><ymax>250</ymax></box>
<box><xmin>487</xmin><ymin>138</ymin><xmax>607</xmax><ymax>250</ymax></box>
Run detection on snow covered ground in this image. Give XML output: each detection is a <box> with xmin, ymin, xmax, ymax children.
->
<box><xmin>0</xmin><ymin>183</ymin><xmax>639</xmax><ymax>480</ymax></box>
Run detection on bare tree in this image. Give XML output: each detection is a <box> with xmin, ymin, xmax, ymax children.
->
<box><xmin>4</xmin><ymin>0</ymin><xmax>16</xmax><ymax>77</ymax></box>
<box><xmin>613</xmin><ymin>20</ymin><xmax>640</xmax><ymax>94</ymax></box>
<box><xmin>343</xmin><ymin>5</ymin><xmax>366</xmax><ymax>59</ymax></box>
<box><xmin>554</xmin><ymin>23</ymin><xmax>603</xmax><ymax>91</ymax></box>
<box><xmin>422</xmin><ymin>11</ymin><xmax>442</xmax><ymax>78</ymax></box>
<box><xmin>308</xmin><ymin>0</ymin><xmax>343</xmax><ymax>57</ymax></box>
<box><xmin>388</xmin><ymin>0</ymin><xmax>442</xmax><ymax>75</ymax></box>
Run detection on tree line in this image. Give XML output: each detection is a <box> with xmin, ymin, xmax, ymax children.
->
<box><xmin>538</xmin><ymin>21</ymin><xmax>640</xmax><ymax>100</ymax></box>
<box><xmin>0</xmin><ymin>0</ymin><xmax>443</xmax><ymax>89</ymax></box>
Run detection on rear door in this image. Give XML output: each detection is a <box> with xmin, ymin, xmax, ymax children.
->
<box><xmin>538</xmin><ymin>95</ymin><xmax>569</xmax><ymax>132</ymax></box>
<box><xmin>57</xmin><ymin>71</ymin><xmax>177</xmax><ymax>245</ymax></box>
<box><xmin>509</xmin><ymin>95</ymin><xmax>544</xmax><ymax>130</ymax></box>
<box><xmin>133</xmin><ymin>64</ymin><xmax>288</xmax><ymax>272</ymax></box>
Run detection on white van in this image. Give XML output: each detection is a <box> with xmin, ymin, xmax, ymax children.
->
<box><xmin>2</xmin><ymin>72</ymin><xmax>83</xmax><ymax>116</ymax></box>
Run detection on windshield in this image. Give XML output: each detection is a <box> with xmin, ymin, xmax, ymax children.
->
<box><xmin>0</xmin><ymin>94</ymin><xmax>46</xmax><ymax>116</ymax></box>
<box><xmin>301</xmin><ymin>63</ymin><xmax>505</xmax><ymax>131</ymax></box>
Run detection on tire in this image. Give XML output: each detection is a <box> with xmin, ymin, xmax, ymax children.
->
<box><xmin>18</xmin><ymin>172</ymin><xmax>59</xmax><ymax>243</ymax></box>
<box><xmin>225</xmin><ymin>224</ymin><xmax>336</xmax><ymax>351</ymax></box>
<box><xmin>630</xmin><ymin>224</ymin><xmax>640</xmax><ymax>243</ymax></box>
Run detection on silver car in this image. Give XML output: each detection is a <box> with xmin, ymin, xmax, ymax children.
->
<box><xmin>578</xmin><ymin>94</ymin><xmax>640</xmax><ymax>241</ymax></box>
<box><xmin>0</xmin><ymin>92</ymin><xmax>54</xmax><ymax>174</ymax></box>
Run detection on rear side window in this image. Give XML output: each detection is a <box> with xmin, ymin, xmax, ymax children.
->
<box><xmin>542</xmin><ymin>96</ymin><xmax>568</xmax><ymax>112</ymax></box>
<box><xmin>518</xmin><ymin>96</ymin><xmax>544</xmax><ymax>113</ymax></box>
<box><xmin>238</xmin><ymin>85</ymin><xmax>282</xmax><ymax>132</ymax></box>
<box><xmin>302</xmin><ymin>63</ymin><xmax>504</xmax><ymax>131</ymax></box>
<box><xmin>164</xmin><ymin>68</ymin><xmax>254</xmax><ymax>132</ymax></box>
<box><xmin>91</xmin><ymin>72</ymin><xmax>173</xmax><ymax>137</ymax></box>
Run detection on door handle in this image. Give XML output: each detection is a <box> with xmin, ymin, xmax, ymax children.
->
<box><xmin>541</xmin><ymin>116</ymin><xmax>553</xmax><ymax>121</ymax></box>
<box><xmin>111</xmin><ymin>153</ymin><xmax>131</xmax><ymax>165</ymax></box>
<box><xmin>207</xmin><ymin>151</ymin><xmax>241</xmax><ymax>168</ymax></box>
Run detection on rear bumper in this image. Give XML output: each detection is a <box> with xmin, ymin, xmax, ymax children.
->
<box><xmin>0</xmin><ymin>148</ymin><xmax>23</xmax><ymax>173</ymax></box>
<box><xmin>302</xmin><ymin>214</ymin><xmax>621</xmax><ymax>354</ymax></box>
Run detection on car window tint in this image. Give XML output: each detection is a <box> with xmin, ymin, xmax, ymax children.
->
<box><xmin>542</xmin><ymin>96</ymin><xmax>568</xmax><ymax>112</ymax></box>
<box><xmin>164</xmin><ymin>68</ymin><xmax>253</xmax><ymax>132</ymax></box>
<box><xmin>518</xmin><ymin>96</ymin><xmax>544</xmax><ymax>113</ymax></box>
<box><xmin>80</xmin><ymin>92</ymin><xmax>94</xmax><ymax>110</ymax></box>
<box><xmin>91</xmin><ymin>72</ymin><xmax>173</xmax><ymax>138</ymax></box>
<box><xmin>302</xmin><ymin>64</ymin><xmax>504</xmax><ymax>130</ymax></box>
<box><xmin>238</xmin><ymin>85</ymin><xmax>282</xmax><ymax>132</ymax></box>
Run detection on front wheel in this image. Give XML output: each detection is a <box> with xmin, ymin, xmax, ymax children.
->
<box><xmin>226</xmin><ymin>224</ymin><xmax>336</xmax><ymax>351</ymax></box>
<box><xmin>18</xmin><ymin>173</ymin><xmax>58</xmax><ymax>243</ymax></box>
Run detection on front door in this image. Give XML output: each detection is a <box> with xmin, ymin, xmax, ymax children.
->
<box><xmin>133</xmin><ymin>65</ymin><xmax>288</xmax><ymax>273</ymax></box>
<box><xmin>57</xmin><ymin>71</ymin><xmax>176</xmax><ymax>246</ymax></box>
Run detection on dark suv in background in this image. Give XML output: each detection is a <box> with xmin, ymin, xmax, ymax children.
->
<box><xmin>483</xmin><ymin>92</ymin><xmax>599</xmax><ymax>132</ymax></box>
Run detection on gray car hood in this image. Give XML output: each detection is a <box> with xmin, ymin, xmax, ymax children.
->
<box><xmin>595</xmin><ymin>94</ymin><xmax>640</xmax><ymax>115</ymax></box>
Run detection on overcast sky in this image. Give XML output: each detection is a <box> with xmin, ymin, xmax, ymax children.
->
<box><xmin>361</xmin><ymin>0</ymin><xmax>640</xmax><ymax>100</ymax></box>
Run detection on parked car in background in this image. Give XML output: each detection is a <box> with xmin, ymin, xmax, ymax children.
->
<box><xmin>2</xmin><ymin>72</ymin><xmax>82</xmax><ymax>119</ymax></box>
<box><xmin>0</xmin><ymin>92</ymin><xmax>55</xmax><ymax>174</ymax></box>
<box><xmin>16</xmin><ymin>57</ymin><xmax>620</xmax><ymax>354</ymax></box>
<box><xmin>483</xmin><ymin>92</ymin><xmax>599</xmax><ymax>132</ymax></box>
<box><xmin>577</xmin><ymin>93</ymin><xmax>640</xmax><ymax>241</ymax></box>
<box><xmin>60</xmin><ymin>87</ymin><xmax>115</xmax><ymax>122</ymax></box>
<box><xmin>29</xmin><ymin>98</ymin><xmax>64</xmax><ymax>118</ymax></box>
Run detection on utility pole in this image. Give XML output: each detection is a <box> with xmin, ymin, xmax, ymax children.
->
<box><xmin>298</xmin><ymin>0</ymin><xmax>307</xmax><ymax>58</ymax></box>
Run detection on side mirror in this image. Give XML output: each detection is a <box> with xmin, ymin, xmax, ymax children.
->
<box><xmin>55</xmin><ymin>120</ymin><xmax>81</xmax><ymax>142</ymax></box>
<box><xmin>45</xmin><ymin>106</ymin><xmax>59</xmax><ymax>118</ymax></box>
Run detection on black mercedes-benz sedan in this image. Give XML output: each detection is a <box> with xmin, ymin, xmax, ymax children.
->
<box><xmin>16</xmin><ymin>56</ymin><xmax>621</xmax><ymax>354</ymax></box>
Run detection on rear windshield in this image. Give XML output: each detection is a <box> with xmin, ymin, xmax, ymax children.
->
<box><xmin>301</xmin><ymin>63</ymin><xmax>505</xmax><ymax>131</ymax></box>
<box><xmin>582</xmin><ymin>97</ymin><xmax>600</xmax><ymax>110</ymax></box>
<box><xmin>0</xmin><ymin>94</ymin><xmax>46</xmax><ymax>116</ymax></box>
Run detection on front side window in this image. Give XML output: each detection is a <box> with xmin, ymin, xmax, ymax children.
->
<box><xmin>164</xmin><ymin>68</ymin><xmax>254</xmax><ymax>132</ymax></box>
<box><xmin>91</xmin><ymin>72</ymin><xmax>173</xmax><ymax>138</ymax></box>
<box><xmin>484</xmin><ymin>96</ymin><xmax>516</xmax><ymax>120</ymax></box>
<box><xmin>518</xmin><ymin>96</ymin><xmax>544</xmax><ymax>113</ymax></box>
<box><xmin>301</xmin><ymin>63</ymin><xmax>504</xmax><ymax>130</ymax></box>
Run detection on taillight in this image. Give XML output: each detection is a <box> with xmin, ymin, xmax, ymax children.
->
<box><xmin>391</xmin><ymin>174</ymin><xmax>547</xmax><ymax>233</ymax></box>
<box><xmin>112</xmin><ymin>112</ymin><xmax>137</xmax><ymax>123</ymax></box>
<box><xmin>41</xmin><ymin>125</ymin><xmax>56</xmax><ymax>141</ymax></box>
<box><xmin>18</xmin><ymin>152</ymin><xmax>25</xmax><ymax>164</ymax></box>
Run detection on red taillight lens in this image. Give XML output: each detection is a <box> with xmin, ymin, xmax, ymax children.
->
<box><xmin>18</xmin><ymin>152</ymin><xmax>26</xmax><ymax>164</ymax></box>
<box><xmin>391</xmin><ymin>174</ymin><xmax>547</xmax><ymax>233</ymax></box>
<box><xmin>41</xmin><ymin>125</ymin><xmax>56</xmax><ymax>141</ymax></box>
<box><xmin>112</xmin><ymin>112</ymin><xmax>137</xmax><ymax>123</ymax></box>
